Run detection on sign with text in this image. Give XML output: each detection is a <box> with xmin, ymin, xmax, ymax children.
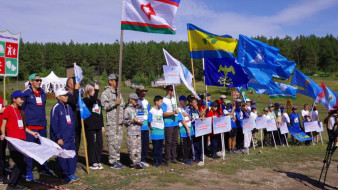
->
<box><xmin>195</xmin><ymin>117</ymin><xmax>212</xmax><ymax>137</ymax></box>
<box><xmin>279</xmin><ymin>123</ymin><xmax>289</xmax><ymax>134</ymax></box>
<box><xmin>163</xmin><ymin>65</ymin><xmax>180</xmax><ymax>84</ymax></box>
<box><xmin>0</xmin><ymin>30</ymin><xmax>20</xmax><ymax>77</ymax></box>
<box><xmin>266</xmin><ymin>119</ymin><xmax>277</xmax><ymax>132</ymax></box>
<box><xmin>213</xmin><ymin>116</ymin><xmax>231</xmax><ymax>134</ymax></box>
<box><xmin>243</xmin><ymin>117</ymin><xmax>256</xmax><ymax>134</ymax></box>
<box><xmin>304</xmin><ymin>121</ymin><xmax>319</xmax><ymax>133</ymax></box>
<box><xmin>255</xmin><ymin>116</ymin><xmax>267</xmax><ymax>129</ymax></box>
<box><xmin>317</xmin><ymin>122</ymin><xmax>324</xmax><ymax>132</ymax></box>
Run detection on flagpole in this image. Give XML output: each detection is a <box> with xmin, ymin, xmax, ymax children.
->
<box><xmin>190</xmin><ymin>59</ymin><xmax>196</xmax><ymax>91</ymax></box>
<box><xmin>116</xmin><ymin>30</ymin><xmax>124</xmax><ymax>134</ymax></box>
<box><xmin>3</xmin><ymin>77</ymin><xmax>5</xmax><ymax>101</ymax></box>
<box><xmin>202</xmin><ymin>59</ymin><xmax>210</xmax><ymax>147</ymax></box>
<box><xmin>81</xmin><ymin>119</ymin><xmax>90</xmax><ymax>174</ymax></box>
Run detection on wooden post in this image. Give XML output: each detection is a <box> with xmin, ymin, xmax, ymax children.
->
<box><xmin>81</xmin><ymin>119</ymin><xmax>90</xmax><ymax>174</ymax></box>
<box><xmin>115</xmin><ymin>30</ymin><xmax>124</xmax><ymax>134</ymax></box>
<box><xmin>190</xmin><ymin>58</ymin><xmax>196</xmax><ymax>91</ymax></box>
<box><xmin>3</xmin><ymin>77</ymin><xmax>5</xmax><ymax>101</ymax></box>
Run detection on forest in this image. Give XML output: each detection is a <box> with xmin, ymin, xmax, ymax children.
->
<box><xmin>18</xmin><ymin>34</ymin><xmax>338</xmax><ymax>85</ymax></box>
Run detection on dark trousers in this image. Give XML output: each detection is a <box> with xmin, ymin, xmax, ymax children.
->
<box><xmin>0</xmin><ymin>139</ymin><xmax>7</xmax><ymax>177</ymax></box>
<box><xmin>141</xmin><ymin>130</ymin><xmax>149</xmax><ymax>162</ymax></box>
<box><xmin>26</xmin><ymin>129</ymin><xmax>48</xmax><ymax>174</ymax></box>
<box><xmin>164</xmin><ymin>126</ymin><xmax>178</xmax><ymax>161</ymax></box>
<box><xmin>181</xmin><ymin>137</ymin><xmax>192</xmax><ymax>161</ymax></box>
<box><xmin>193</xmin><ymin>136</ymin><xmax>202</xmax><ymax>161</ymax></box>
<box><xmin>236</xmin><ymin>127</ymin><xmax>244</xmax><ymax>149</ymax></box>
<box><xmin>152</xmin><ymin>139</ymin><xmax>164</xmax><ymax>165</ymax></box>
<box><xmin>57</xmin><ymin>142</ymin><xmax>77</xmax><ymax>177</ymax></box>
<box><xmin>8</xmin><ymin>143</ymin><xmax>25</xmax><ymax>186</ymax></box>
<box><xmin>86</xmin><ymin>129</ymin><xmax>103</xmax><ymax>166</ymax></box>
<box><xmin>211</xmin><ymin>135</ymin><xmax>220</xmax><ymax>155</ymax></box>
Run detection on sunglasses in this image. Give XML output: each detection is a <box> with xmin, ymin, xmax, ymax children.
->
<box><xmin>34</xmin><ymin>79</ymin><xmax>42</xmax><ymax>82</ymax></box>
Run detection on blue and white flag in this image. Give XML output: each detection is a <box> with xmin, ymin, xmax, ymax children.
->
<box><xmin>268</xmin><ymin>81</ymin><xmax>297</xmax><ymax>99</ymax></box>
<box><xmin>273</xmin><ymin>54</ymin><xmax>296</xmax><ymax>80</ymax></box>
<box><xmin>237</xmin><ymin>35</ymin><xmax>279</xmax><ymax>85</ymax></box>
<box><xmin>291</xmin><ymin>69</ymin><xmax>323</xmax><ymax>99</ymax></box>
<box><xmin>74</xmin><ymin>63</ymin><xmax>84</xmax><ymax>84</ymax></box>
<box><xmin>204</xmin><ymin>57</ymin><xmax>249</xmax><ymax>87</ymax></box>
<box><xmin>163</xmin><ymin>49</ymin><xmax>200</xmax><ymax>100</ymax></box>
<box><xmin>247</xmin><ymin>79</ymin><xmax>269</xmax><ymax>95</ymax></box>
<box><xmin>78</xmin><ymin>92</ymin><xmax>91</xmax><ymax>120</ymax></box>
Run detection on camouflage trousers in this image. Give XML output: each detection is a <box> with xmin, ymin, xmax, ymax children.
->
<box><xmin>106</xmin><ymin>123</ymin><xmax>123</xmax><ymax>164</ymax></box>
<box><xmin>252</xmin><ymin>129</ymin><xmax>259</xmax><ymax>147</ymax></box>
<box><xmin>126</xmin><ymin>134</ymin><xmax>141</xmax><ymax>165</ymax></box>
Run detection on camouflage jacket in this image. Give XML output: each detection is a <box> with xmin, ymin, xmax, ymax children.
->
<box><xmin>123</xmin><ymin>104</ymin><xmax>142</xmax><ymax>136</ymax></box>
<box><xmin>101</xmin><ymin>86</ymin><xmax>124</xmax><ymax>125</ymax></box>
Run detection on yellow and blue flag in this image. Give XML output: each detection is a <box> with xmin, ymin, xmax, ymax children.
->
<box><xmin>291</xmin><ymin>69</ymin><xmax>323</xmax><ymax>99</ymax></box>
<box><xmin>187</xmin><ymin>24</ymin><xmax>237</xmax><ymax>59</ymax></box>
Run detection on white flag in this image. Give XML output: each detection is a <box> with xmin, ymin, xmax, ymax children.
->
<box><xmin>74</xmin><ymin>63</ymin><xmax>84</xmax><ymax>83</ymax></box>
<box><xmin>163</xmin><ymin>49</ymin><xmax>200</xmax><ymax>100</ymax></box>
<box><xmin>5</xmin><ymin>136</ymin><xmax>75</xmax><ymax>165</ymax></box>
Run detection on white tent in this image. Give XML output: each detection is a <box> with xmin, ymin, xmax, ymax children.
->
<box><xmin>25</xmin><ymin>71</ymin><xmax>68</xmax><ymax>93</ymax></box>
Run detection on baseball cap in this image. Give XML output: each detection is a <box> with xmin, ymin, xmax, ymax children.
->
<box><xmin>11</xmin><ymin>90</ymin><xmax>25</xmax><ymax>99</ymax></box>
<box><xmin>55</xmin><ymin>88</ymin><xmax>68</xmax><ymax>98</ymax></box>
<box><xmin>210</xmin><ymin>102</ymin><xmax>217</xmax><ymax>107</ymax></box>
<box><xmin>129</xmin><ymin>93</ymin><xmax>139</xmax><ymax>100</ymax></box>
<box><xmin>263</xmin><ymin>107</ymin><xmax>269</xmax><ymax>112</ymax></box>
<box><xmin>280</xmin><ymin>106</ymin><xmax>285</xmax><ymax>112</ymax></box>
<box><xmin>292</xmin><ymin>107</ymin><xmax>297</xmax><ymax>110</ymax></box>
<box><xmin>28</xmin><ymin>73</ymin><xmax>40</xmax><ymax>80</ymax></box>
<box><xmin>268</xmin><ymin>103</ymin><xmax>274</xmax><ymax>108</ymax></box>
<box><xmin>206</xmin><ymin>92</ymin><xmax>211</xmax><ymax>96</ymax></box>
<box><xmin>136</xmin><ymin>86</ymin><xmax>148</xmax><ymax>94</ymax></box>
<box><xmin>108</xmin><ymin>74</ymin><xmax>118</xmax><ymax>80</ymax></box>
<box><xmin>251</xmin><ymin>105</ymin><xmax>257</xmax><ymax>110</ymax></box>
<box><xmin>179</xmin><ymin>95</ymin><xmax>187</xmax><ymax>101</ymax></box>
<box><xmin>236</xmin><ymin>99</ymin><xmax>242</xmax><ymax>103</ymax></box>
<box><xmin>245</xmin><ymin>98</ymin><xmax>251</xmax><ymax>102</ymax></box>
<box><xmin>220</xmin><ymin>95</ymin><xmax>227</xmax><ymax>99</ymax></box>
<box><xmin>274</xmin><ymin>102</ymin><xmax>280</xmax><ymax>107</ymax></box>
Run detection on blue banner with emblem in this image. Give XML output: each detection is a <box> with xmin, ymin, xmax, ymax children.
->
<box><xmin>288</xmin><ymin>126</ymin><xmax>312</xmax><ymax>142</ymax></box>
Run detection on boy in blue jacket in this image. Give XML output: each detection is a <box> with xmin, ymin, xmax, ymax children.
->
<box><xmin>50</xmin><ymin>88</ymin><xmax>79</xmax><ymax>183</ymax></box>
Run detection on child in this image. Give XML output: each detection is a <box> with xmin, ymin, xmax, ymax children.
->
<box><xmin>148</xmin><ymin>96</ymin><xmax>168</xmax><ymax>167</ymax></box>
<box><xmin>0</xmin><ymin>91</ymin><xmax>39</xmax><ymax>189</ymax></box>
<box><xmin>50</xmin><ymin>88</ymin><xmax>79</xmax><ymax>183</ymax></box>
<box><xmin>83</xmin><ymin>83</ymin><xmax>104</xmax><ymax>170</ymax></box>
<box><xmin>178</xmin><ymin>105</ymin><xmax>194</xmax><ymax>166</ymax></box>
<box><xmin>289</xmin><ymin>107</ymin><xmax>301</xmax><ymax>143</ymax></box>
<box><xmin>189</xmin><ymin>98</ymin><xmax>203</xmax><ymax>165</ymax></box>
<box><xmin>226</xmin><ymin>103</ymin><xmax>237</xmax><ymax>154</ymax></box>
<box><xmin>123</xmin><ymin>93</ymin><xmax>144</xmax><ymax>169</ymax></box>
<box><xmin>206</xmin><ymin>102</ymin><xmax>220</xmax><ymax>159</ymax></box>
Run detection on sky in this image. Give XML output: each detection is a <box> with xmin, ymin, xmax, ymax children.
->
<box><xmin>1</xmin><ymin>0</ymin><xmax>337</xmax><ymax>43</ymax></box>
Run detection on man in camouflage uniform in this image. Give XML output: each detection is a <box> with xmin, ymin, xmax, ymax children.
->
<box><xmin>123</xmin><ymin>93</ymin><xmax>143</xmax><ymax>169</ymax></box>
<box><xmin>101</xmin><ymin>74</ymin><xmax>125</xmax><ymax>169</ymax></box>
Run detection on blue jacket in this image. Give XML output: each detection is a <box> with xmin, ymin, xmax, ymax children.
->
<box><xmin>50</xmin><ymin>101</ymin><xmax>75</xmax><ymax>143</ymax></box>
<box><xmin>22</xmin><ymin>86</ymin><xmax>47</xmax><ymax>127</ymax></box>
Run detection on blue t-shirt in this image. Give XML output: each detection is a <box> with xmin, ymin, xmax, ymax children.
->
<box><xmin>235</xmin><ymin>108</ymin><xmax>243</xmax><ymax>128</ymax></box>
<box><xmin>290</xmin><ymin>112</ymin><xmax>301</xmax><ymax>130</ymax></box>
<box><xmin>161</xmin><ymin>99</ymin><xmax>183</xmax><ymax>127</ymax></box>
<box><xmin>138</xmin><ymin>98</ymin><xmax>151</xmax><ymax>131</ymax></box>
<box><xmin>148</xmin><ymin>107</ymin><xmax>165</xmax><ymax>140</ymax></box>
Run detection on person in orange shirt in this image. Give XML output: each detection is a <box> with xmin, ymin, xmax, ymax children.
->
<box><xmin>206</xmin><ymin>102</ymin><xmax>220</xmax><ymax>159</ymax></box>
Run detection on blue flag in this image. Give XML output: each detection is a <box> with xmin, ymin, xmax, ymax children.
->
<box><xmin>291</xmin><ymin>69</ymin><xmax>323</xmax><ymax>99</ymax></box>
<box><xmin>268</xmin><ymin>81</ymin><xmax>297</xmax><ymax>99</ymax></box>
<box><xmin>288</xmin><ymin>126</ymin><xmax>312</xmax><ymax>142</ymax></box>
<box><xmin>237</xmin><ymin>35</ymin><xmax>279</xmax><ymax>85</ymax></box>
<box><xmin>78</xmin><ymin>92</ymin><xmax>91</xmax><ymax>119</ymax></box>
<box><xmin>272</xmin><ymin>54</ymin><xmax>296</xmax><ymax>80</ymax></box>
<box><xmin>247</xmin><ymin>79</ymin><xmax>269</xmax><ymax>95</ymax></box>
<box><xmin>204</xmin><ymin>57</ymin><xmax>249</xmax><ymax>87</ymax></box>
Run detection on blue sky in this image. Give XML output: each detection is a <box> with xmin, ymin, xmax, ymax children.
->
<box><xmin>1</xmin><ymin>0</ymin><xmax>337</xmax><ymax>43</ymax></box>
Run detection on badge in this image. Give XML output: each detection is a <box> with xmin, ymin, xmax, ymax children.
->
<box><xmin>66</xmin><ymin>115</ymin><xmax>72</xmax><ymax>124</ymax></box>
<box><xmin>92</xmin><ymin>104</ymin><xmax>101</xmax><ymax>115</ymax></box>
<box><xmin>36</xmin><ymin>97</ymin><xmax>42</xmax><ymax>106</ymax></box>
<box><xmin>18</xmin><ymin>120</ymin><xmax>24</xmax><ymax>128</ymax></box>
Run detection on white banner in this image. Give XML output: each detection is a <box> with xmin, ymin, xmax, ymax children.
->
<box><xmin>163</xmin><ymin>65</ymin><xmax>180</xmax><ymax>84</ymax></box>
<box><xmin>255</xmin><ymin>116</ymin><xmax>267</xmax><ymax>129</ymax></box>
<box><xmin>317</xmin><ymin>122</ymin><xmax>324</xmax><ymax>132</ymax></box>
<box><xmin>212</xmin><ymin>116</ymin><xmax>231</xmax><ymax>134</ymax></box>
<box><xmin>74</xmin><ymin>63</ymin><xmax>83</xmax><ymax>84</ymax></box>
<box><xmin>304</xmin><ymin>121</ymin><xmax>319</xmax><ymax>133</ymax></box>
<box><xmin>195</xmin><ymin>117</ymin><xmax>212</xmax><ymax>137</ymax></box>
<box><xmin>266</xmin><ymin>119</ymin><xmax>277</xmax><ymax>132</ymax></box>
<box><xmin>279</xmin><ymin>123</ymin><xmax>289</xmax><ymax>134</ymax></box>
<box><xmin>243</xmin><ymin>117</ymin><xmax>256</xmax><ymax>134</ymax></box>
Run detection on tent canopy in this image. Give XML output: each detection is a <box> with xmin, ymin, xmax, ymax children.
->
<box><xmin>25</xmin><ymin>71</ymin><xmax>68</xmax><ymax>93</ymax></box>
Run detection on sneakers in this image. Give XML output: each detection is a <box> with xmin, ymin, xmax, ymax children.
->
<box><xmin>70</xmin><ymin>174</ymin><xmax>80</xmax><ymax>183</ymax></box>
<box><xmin>233</xmin><ymin>150</ymin><xmax>241</xmax><ymax>154</ymax></box>
<box><xmin>211</xmin><ymin>154</ymin><xmax>221</xmax><ymax>159</ymax></box>
<box><xmin>110</xmin><ymin>162</ymin><xmax>123</xmax><ymax>169</ymax></box>
<box><xmin>26</xmin><ymin>172</ymin><xmax>34</xmax><ymax>182</ymax></box>
<box><xmin>64</xmin><ymin>176</ymin><xmax>72</xmax><ymax>184</ymax></box>
<box><xmin>139</xmin><ymin>161</ymin><xmax>149</xmax><ymax>167</ymax></box>
<box><xmin>182</xmin><ymin>159</ymin><xmax>193</xmax><ymax>166</ymax></box>
<box><xmin>134</xmin><ymin>163</ymin><xmax>143</xmax><ymax>170</ymax></box>
<box><xmin>39</xmin><ymin>168</ymin><xmax>54</xmax><ymax>176</ymax></box>
<box><xmin>228</xmin><ymin>150</ymin><xmax>234</xmax><ymax>154</ymax></box>
<box><xmin>197</xmin><ymin>161</ymin><xmax>204</xmax><ymax>166</ymax></box>
<box><xmin>117</xmin><ymin>161</ymin><xmax>125</xmax><ymax>168</ymax></box>
<box><xmin>216</xmin><ymin>151</ymin><xmax>222</xmax><ymax>157</ymax></box>
<box><xmin>98</xmin><ymin>163</ymin><xmax>104</xmax><ymax>170</ymax></box>
<box><xmin>90</xmin><ymin>163</ymin><xmax>100</xmax><ymax>170</ymax></box>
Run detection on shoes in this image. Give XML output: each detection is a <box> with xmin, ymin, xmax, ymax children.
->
<box><xmin>117</xmin><ymin>161</ymin><xmax>125</xmax><ymax>168</ymax></box>
<box><xmin>211</xmin><ymin>154</ymin><xmax>221</xmax><ymax>159</ymax></box>
<box><xmin>70</xmin><ymin>174</ymin><xmax>80</xmax><ymax>183</ymax></box>
<box><xmin>110</xmin><ymin>162</ymin><xmax>123</xmax><ymax>169</ymax></box>
<box><xmin>139</xmin><ymin>161</ymin><xmax>149</xmax><ymax>167</ymax></box>
<box><xmin>233</xmin><ymin>150</ymin><xmax>240</xmax><ymax>154</ymax></box>
<box><xmin>26</xmin><ymin>172</ymin><xmax>34</xmax><ymax>182</ymax></box>
<box><xmin>98</xmin><ymin>163</ymin><xmax>104</xmax><ymax>170</ymax></box>
<box><xmin>161</xmin><ymin>162</ymin><xmax>168</xmax><ymax>167</ymax></box>
<box><xmin>134</xmin><ymin>163</ymin><xmax>143</xmax><ymax>170</ymax></box>
<box><xmin>216</xmin><ymin>151</ymin><xmax>222</xmax><ymax>157</ymax></box>
<box><xmin>182</xmin><ymin>159</ymin><xmax>193</xmax><ymax>166</ymax></box>
<box><xmin>228</xmin><ymin>150</ymin><xmax>234</xmax><ymax>154</ymax></box>
<box><xmin>63</xmin><ymin>176</ymin><xmax>72</xmax><ymax>184</ymax></box>
<box><xmin>39</xmin><ymin>168</ymin><xmax>54</xmax><ymax>176</ymax></box>
<box><xmin>197</xmin><ymin>161</ymin><xmax>204</xmax><ymax>166</ymax></box>
<box><xmin>154</xmin><ymin>162</ymin><xmax>160</xmax><ymax>167</ymax></box>
<box><xmin>89</xmin><ymin>163</ymin><xmax>100</xmax><ymax>170</ymax></box>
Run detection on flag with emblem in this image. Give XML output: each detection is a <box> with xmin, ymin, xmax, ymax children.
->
<box><xmin>121</xmin><ymin>0</ymin><xmax>180</xmax><ymax>34</ymax></box>
<box><xmin>316</xmin><ymin>82</ymin><xmax>338</xmax><ymax>110</ymax></box>
<box><xmin>0</xmin><ymin>30</ymin><xmax>20</xmax><ymax>77</ymax></box>
<box><xmin>291</xmin><ymin>69</ymin><xmax>323</xmax><ymax>99</ymax></box>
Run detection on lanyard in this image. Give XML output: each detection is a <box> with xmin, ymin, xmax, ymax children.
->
<box><xmin>63</xmin><ymin>104</ymin><xmax>70</xmax><ymax>116</ymax></box>
<box><xmin>11</xmin><ymin>106</ymin><xmax>21</xmax><ymax>120</ymax></box>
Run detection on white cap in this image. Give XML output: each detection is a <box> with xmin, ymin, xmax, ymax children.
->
<box><xmin>220</xmin><ymin>95</ymin><xmax>227</xmax><ymax>99</ymax></box>
<box><xmin>245</xmin><ymin>98</ymin><xmax>251</xmax><ymax>102</ymax></box>
<box><xmin>55</xmin><ymin>88</ymin><xmax>68</xmax><ymax>98</ymax></box>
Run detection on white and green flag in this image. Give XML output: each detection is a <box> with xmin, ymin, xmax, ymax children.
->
<box><xmin>0</xmin><ymin>30</ymin><xmax>20</xmax><ymax>77</ymax></box>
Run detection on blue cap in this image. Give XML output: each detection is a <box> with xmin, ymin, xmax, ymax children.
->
<box><xmin>292</xmin><ymin>106</ymin><xmax>297</xmax><ymax>110</ymax></box>
<box><xmin>210</xmin><ymin>102</ymin><xmax>218</xmax><ymax>107</ymax></box>
<box><xmin>179</xmin><ymin>95</ymin><xmax>187</xmax><ymax>101</ymax></box>
<box><xmin>11</xmin><ymin>90</ymin><xmax>25</xmax><ymax>99</ymax></box>
<box><xmin>251</xmin><ymin>105</ymin><xmax>257</xmax><ymax>110</ymax></box>
<box><xmin>280</xmin><ymin>106</ymin><xmax>285</xmax><ymax>112</ymax></box>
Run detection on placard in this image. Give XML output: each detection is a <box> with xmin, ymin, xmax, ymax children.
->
<box><xmin>317</xmin><ymin>122</ymin><xmax>324</xmax><ymax>132</ymax></box>
<box><xmin>279</xmin><ymin>123</ymin><xmax>289</xmax><ymax>134</ymax></box>
<box><xmin>213</xmin><ymin>116</ymin><xmax>231</xmax><ymax>134</ymax></box>
<box><xmin>266</xmin><ymin>119</ymin><xmax>277</xmax><ymax>132</ymax></box>
<box><xmin>304</xmin><ymin>121</ymin><xmax>319</xmax><ymax>133</ymax></box>
<box><xmin>255</xmin><ymin>116</ymin><xmax>267</xmax><ymax>129</ymax></box>
<box><xmin>242</xmin><ymin>117</ymin><xmax>256</xmax><ymax>134</ymax></box>
<box><xmin>195</xmin><ymin>117</ymin><xmax>212</xmax><ymax>137</ymax></box>
<box><xmin>0</xmin><ymin>30</ymin><xmax>20</xmax><ymax>77</ymax></box>
<box><xmin>163</xmin><ymin>65</ymin><xmax>180</xmax><ymax>84</ymax></box>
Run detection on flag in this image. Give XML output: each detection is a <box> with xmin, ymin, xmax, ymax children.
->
<box><xmin>291</xmin><ymin>69</ymin><xmax>323</xmax><ymax>99</ymax></box>
<box><xmin>5</xmin><ymin>136</ymin><xmax>75</xmax><ymax>165</ymax></box>
<box><xmin>268</xmin><ymin>81</ymin><xmax>297</xmax><ymax>99</ymax></box>
<box><xmin>187</xmin><ymin>24</ymin><xmax>237</xmax><ymax>59</ymax></box>
<box><xmin>247</xmin><ymin>78</ymin><xmax>269</xmax><ymax>95</ymax></box>
<box><xmin>316</xmin><ymin>82</ymin><xmax>338</xmax><ymax>110</ymax></box>
<box><xmin>204</xmin><ymin>57</ymin><xmax>249</xmax><ymax>87</ymax></box>
<box><xmin>237</xmin><ymin>35</ymin><xmax>279</xmax><ymax>85</ymax></box>
<box><xmin>121</xmin><ymin>0</ymin><xmax>180</xmax><ymax>34</ymax></box>
<box><xmin>74</xmin><ymin>63</ymin><xmax>83</xmax><ymax>83</ymax></box>
<box><xmin>288</xmin><ymin>126</ymin><xmax>312</xmax><ymax>142</ymax></box>
<box><xmin>163</xmin><ymin>49</ymin><xmax>200</xmax><ymax>100</ymax></box>
<box><xmin>78</xmin><ymin>92</ymin><xmax>91</xmax><ymax>119</ymax></box>
<box><xmin>272</xmin><ymin>54</ymin><xmax>296</xmax><ymax>80</ymax></box>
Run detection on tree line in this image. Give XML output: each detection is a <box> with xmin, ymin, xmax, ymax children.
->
<box><xmin>17</xmin><ymin>34</ymin><xmax>338</xmax><ymax>85</ymax></box>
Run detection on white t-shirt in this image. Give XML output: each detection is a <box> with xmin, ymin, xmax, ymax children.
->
<box><xmin>163</xmin><ymin>96</ymin><xmax>177</xmax><ymax>113</ymax></box>
<box><xmin>310</xmin><ymin>110</ymin><xmax>319</xmax><ymax>121</ymax></box>
<box><xmin>263</xmin><ymin>114</ymin><xmax>271</xmax><ymax>120</ymax></box>
<box><xmin>301</xmin><ymin>110</ymin><xmax>310</xmax><ymax>121</ymax></box>
<box><xmin>282</xmin><ymin>113</ymin><xmax>290</xmax><ymax>123</ymax></box>
<box><xmin>138</xmin><ymin>98</ymin><xmax>149</xmax><ymax>120</ymax></box>
<box><xmin>178</xmin><ymin>108</ymin><xmax>191</xmax><ymax>127</ymax></box>
<box><xmin>149</xmin><ymin>107</ymin><xmax>164</xmax><ymax>129</ymax></box>
<box><xmin>328</xmin><ymin>116</ymin><xmax>335</xmax><ymax>130</ymax></box>
<box><xmin>250</xmin><ymin>112</ymin><xmax>257</xmax><ymax>121</ymax></box>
